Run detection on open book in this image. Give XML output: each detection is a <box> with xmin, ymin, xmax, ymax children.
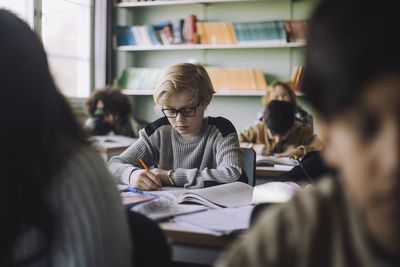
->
<box><xmin>256</xmin><ymin>154</ymin><xmax>299</xmax><ymax>167</ymax></box>
<box><xmin>146</xmin><ymin>182</ymin><xmax>254</xmax><ymax>209</ymax></box>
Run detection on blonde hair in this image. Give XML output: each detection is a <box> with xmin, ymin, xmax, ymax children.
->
<box><xmin>261</xmin><ymin>81</ymin><xmax>297</xmax><ymax>107</ymax></box>
<box><xmin>153</xmin><ymin>63</ymin><xmax>215</xmax><ymax>110</ymax></box>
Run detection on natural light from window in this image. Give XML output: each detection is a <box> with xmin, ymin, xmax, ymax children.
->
<box><xmin>42</xmin><ymin>0</ymin><xmax>92</xmax><ymax>97</ymax></box>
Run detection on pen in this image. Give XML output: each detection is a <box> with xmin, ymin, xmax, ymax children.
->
<box><xmin>293</xmin><ymin>154</ymin><xmax>313</xmax><ymax>183</ymax></box>
<box><xmin>139</xmin><ymin>158</ymin><xmax>149</xmax><ymax>170</ymax></box>
<box><xmin>126</xmin><ymin>186</ymin><xmax>156</xmax><ymax>196</ymax></box>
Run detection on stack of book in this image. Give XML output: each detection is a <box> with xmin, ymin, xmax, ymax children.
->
<box><xmin>118</xmin><ymin>68</ymin><xmax>164</xmax><ymax>90</ymax></box>
<box><xmin>114</xmin><ymin>18</ymin><xmax>308</xmax><ymax>47</ymax></box>
<box><xmin>196</xmin><ymin>22</ymin><xmax>237</xmax><ymax>44</ymax></box>
<box><xmin>118</xmin><ymin>66</ymin><xmax>268</xmax><ymax>93</ymax></box>
<box><xmin>206</xmin><ymin>67</ymin><xmax>268</xmax><ymax>92</ymax></box>
<box><xmin>232</xmin><ymin>20</ymin><xmax>287</xmax><ymax>43</ymax></box>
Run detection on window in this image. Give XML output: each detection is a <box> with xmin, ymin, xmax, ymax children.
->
<box><xmin>0</xmin><ymin>0</ymin><xmax>93</xmax><ymax>98</ymax></box>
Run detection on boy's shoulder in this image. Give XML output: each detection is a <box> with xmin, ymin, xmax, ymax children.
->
<box><xmin>208</xmin><ymin>116</ymin><xmax>237</xmax><ymax>137</ymax></box>
<box><xmin>144</xmin><ymin>117</ymin><xmax>170</xmax><ymax>137</ymax></box>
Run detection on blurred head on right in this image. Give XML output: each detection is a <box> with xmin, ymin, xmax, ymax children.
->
<box><xmin>303</xmin><ymin>0</ymin><xmax>400</xmax><ymax>257</ymax></box>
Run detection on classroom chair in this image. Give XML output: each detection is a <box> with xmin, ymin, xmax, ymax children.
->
<box><xmin>241</xmin><ymin>147</ymin><xmax>256</xmax><ymax>186</ymax></box>
<box><xmin>125</xmin><ymin>209</ymin><xmax>172</xmax><ymax>267</ymax></box>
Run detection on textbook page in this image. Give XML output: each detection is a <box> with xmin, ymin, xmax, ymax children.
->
<box><xmin>256</xmin><ymin>154</ymin><xmax>299</xmax><ymax>166</ymax></box>
<box><xmin>147</xmin><ymin>182</ymin><xmax>254</xmax><ymax>209</ymax></box>
<box><xmin>173</xmin><ymin>205</ymin><xmax>255</xmax><ymax>236</ymax></box>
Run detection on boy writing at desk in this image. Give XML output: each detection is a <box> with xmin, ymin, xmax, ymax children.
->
<box><xmin>107</xmin><ymin>63</ymin><xmax>244</xmax><ymax>190</ymax></box>
<box><xmin>239</xmin><ymin>100</ymin><xmax>323</xmax><ymax>158</ymax></box>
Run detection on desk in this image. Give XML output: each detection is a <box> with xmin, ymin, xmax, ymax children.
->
<box><xmin>160</xmin><ymin>221</ymin><xmax>238</xmax><ymax>266</ymax></box>
<box><xmin>89</xmin><ymin>135</ymin><xmax>137</xmax><ymax>161</ymax></box>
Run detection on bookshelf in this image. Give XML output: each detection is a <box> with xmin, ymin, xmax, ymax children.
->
<box><xmin>115</xmin><ymin>0</ymin><xmax>262</xmax><ymax>7</ymax></box>
<box><xmin>112</xmin><ymin>0</ymin><xmax>315</xmax><ymax>131</ymax></box>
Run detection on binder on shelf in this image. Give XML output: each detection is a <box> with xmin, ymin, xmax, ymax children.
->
<box><xmin>114</xmin><ymin>25</ymin><xmax>136</xmax><ymax>46</ymax></box>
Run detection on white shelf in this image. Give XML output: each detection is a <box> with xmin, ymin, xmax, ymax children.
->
<box><xmin>116</xmin><ymin>41</ymin><xmax>305</xmax><ymax>51</ymax></box>
<box><xmin>115</xmin><ymin>0</ymin><xmax>262</xmax><ymax>8</ymax></box>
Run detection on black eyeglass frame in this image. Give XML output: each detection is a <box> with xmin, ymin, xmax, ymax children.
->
<box><xmin>161</xmin><ymin>106</ymin><xmax>198</xmax><ymax>118</ymax></box>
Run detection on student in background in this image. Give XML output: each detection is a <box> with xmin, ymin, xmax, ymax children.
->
<box><xmin>84</xmin><ymin>85</ymin><xmax>144</xmax><ymax>138</ymax></box>
<box><xmin>256</xmin><ymin>81</ymin><xmax>313</xmax><ymax>129</ymax></box>
<box><xmin>217</xmin><ymin>0</ymin><xmax>400</xmax><ymax>265</ymax></box>
<box><xmin>0</xmin><ymin>10</ymin><xmax>131</xmax><ymax>266</ymax></box>
<box><xmin>107</xmin><ymin>63</ymin><xmax>245</xmax><ymax>190</ymax></box>
<box><xmin>239</xmin><ymin>100</ymin><xmax>323</xmax><ymax>157</ymax></box>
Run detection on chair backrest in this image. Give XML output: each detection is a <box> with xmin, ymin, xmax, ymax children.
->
<box><xmin>241</xmin><ymin>147</ymin><xmax>256</xmax><ymax>186</ymax></box>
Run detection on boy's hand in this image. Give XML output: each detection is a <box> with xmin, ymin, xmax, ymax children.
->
<box><xmin>129</xmin><ymin>169</ymin><xmax>162</xmax><ymax>190</ymax></box>
<box><xmin>275</xmin><ymin>147</ymin><xmax>305</xmax><ymax>158</ymax></box>
<box><xmin>151</xmin><ymin>168</ymin><xmax>172</xmax><ymax>185</ymax></box>
<box><xmin>252</xmin><ymin>144</ymin><xmax>272</xmax><ymax>155</ymax></box>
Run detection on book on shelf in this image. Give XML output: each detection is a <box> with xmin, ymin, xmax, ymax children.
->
<box><xmin>283</xmin><ymin>19</ymin><xmax>309</xmax><ymax>43</ymax></box>
<box><xmin>114</xmin><ymin>25</ymin><xmax>136</xmax><ymax>46</ymax></box>
<box><xmin>195</xmin><ymin>22</ymin><xmax>237</xmax><ymax>44</ymax></box>
<box><xmin>205</xmin><ymin>67</ymin><xmax>267</xmax><ymax>92</ymax></box>
<box><xmin>182</xmin><ymin>14</ymin><xmax>197</xmax><ymax>44</ymax></box>
<box><xmin>145</xmin><ymin>181</ymin><xmax>254</xmax><ymax>209</ymax></box>
<box><xmin>290</xmin><ymin>66</ymin><xmax>305</xmax><ymax>92</ymax></box>
<box><xmin>118</xmin><ymin>66</ymin><xmax>267</xmax><ymax>93</ymax></box>
<box><xmin>256</xmin><ymin>154</ymin><xmax>299</xmax><ymax>167</ymax></box>
<box><xmin>171</xmin><ymin>18</ymin><xmax>184</xmax><ymax>44</ymax></box>
<box><xmin>232</xmin><ymin>20</ymin><xmax>287</xmax><ymax>43</ymax></box>
<box><xmin>118</xmin><ymin>67</ymin><xmax>164</xmax><ymax>90</ymax></box>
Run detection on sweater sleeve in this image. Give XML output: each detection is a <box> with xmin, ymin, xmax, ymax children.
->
<box><xmin>107</xmin><ymin>129</ymin><xmax>156</xmax><ymax>185</ymax></box>
<box><xmin>238</xmin><ymin>123</ymin><xmax>263</xmax><ymax>143</ymax></box>
<box><xmin>48</xmin><ymin>147</ymin><xmax>132</xmax><ymax>267</ymax></box>
<box><xmin>174</xmin><ymin>132</ymin><xmax>244</xmax><ymax>188</ymax></box>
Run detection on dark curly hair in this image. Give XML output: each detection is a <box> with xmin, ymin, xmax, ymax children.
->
<box><xmin>86</xmin><ymin>85</ymin><xmax>132</xmax><ymax>118</ymax></box>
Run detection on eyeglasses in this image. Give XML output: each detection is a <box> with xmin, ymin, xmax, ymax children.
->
<box><xmin>162</xmin><ymin>106</ymin><xmax>197</xmax><ymax>118</ymax></box>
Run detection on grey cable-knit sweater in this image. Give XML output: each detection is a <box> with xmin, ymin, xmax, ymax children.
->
<box><xmin>107</xmin><ymin>116</ymin><xmax>244</xmax><ymax>188</ymax></box>
<box><xmin>13</xmin><ymin>146</ymin><xmax>132</xmax><ymax>267</ymax></box>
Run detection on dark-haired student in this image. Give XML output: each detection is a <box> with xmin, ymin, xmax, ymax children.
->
<box><xmin>239</xmin><ymin>100</ymin><xmax>323</xmax><ymax>158</ymax></box>
<box><xmin>84</xmin><ymin>85</ymin><xmax>144</xmax><ymax>138</ymax></box>
<box><xmin>217</xmin><ymin>0</ymin><xmax>400</xmax><ymax>266</ymax></box>
<box><xmin>256</xmin><ymin>81</ymin><xmax>313</xmax><ymax>129</ymax></box>
<box><xmin>0</xmin><ymin>9</ymin><xmax>131</xmax><ymax>266</ymax></box>
<box><xmin>107</xmin><ymin>63</ymin><xmax>244</xmax><ymax>190</ymax></box>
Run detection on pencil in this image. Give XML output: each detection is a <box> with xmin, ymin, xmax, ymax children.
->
<box><xmin>139</xmin><ymin>158</ymin><xmax>149</xmax><ymax>170</ymax></box>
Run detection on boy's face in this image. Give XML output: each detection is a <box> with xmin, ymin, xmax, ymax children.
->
<box><xmin>163</xmin><ymin>91</ymin><xmax>206</xmax><ymax>138</ymax></box>
<box><xmin>321</xmin><ymin>76</ymin><xmax>400</xmax><ymax>255</ymax></box>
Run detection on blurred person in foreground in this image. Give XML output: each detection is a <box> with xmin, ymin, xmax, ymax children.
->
<box><xmin>0</xmin><ymin>9</ymin><xmax>132</xmax><ymax>266</ymax></box>
<box><xmin>216</xmin><ymin>0</ymin><xmax>400</xmax><ymax>266</ymax></box>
